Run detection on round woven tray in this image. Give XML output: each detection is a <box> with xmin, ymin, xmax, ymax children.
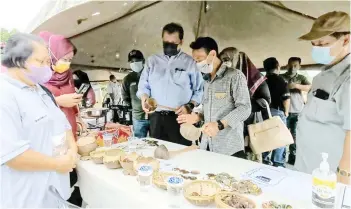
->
<box><xmin>215</xmin><ymin>192</ymin><xmax>256</xmax><ymax>208</ymax></box>
<box><xmin>183</xmin><ymin>180</ymin><xmax>221</xmax><ymax>206</ymax></box>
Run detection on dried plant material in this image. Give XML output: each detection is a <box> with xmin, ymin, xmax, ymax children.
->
<box><xmin>191</xmin><ymin>192</ymin><xmax>200</xmax><ymax>196</ymax></box>
<box><xmin>173</xmin><ymin>168</ymin><xmax>180</xmax><ymax>171</ymax></box>
<box><xmin>206</xmin><ymin>173</ymin><xmax>216</xmax><ymax>179</ymax></box>
<box><xmin>180</xmin><ymin>169</ymin><xmax>190</xmax><ymax>174</ymax></box>
<box><xmin>191</xmin><ymin>170</ymin><xmax>200</xmax><ymax>175</ymax></box>
<box><xmin>231</xmin><ymin>180</ymin><xmax>262</xmax><ymax>196</ymax></box>
<box><xmin>214</xmin><ymin>173</ymin><xmax>237</xmax><ymax>189</ymax></box>
<box><xmin>262</xmin><ymin>201</ymin><xmax>292</xmax><ymax>209</ymax></box>
<box><xmin>189</xmin><ymin>176</ymin><xmax>197</xmax><ymax>180</ymax></box>
<box><xmin>221</xmin><ymin>194</ymin><xmax>255</xmax><ymax>208</ymax></box>
<box><xmin>154</xmin><ymin>145</ymin><xmax>170</xmax><ymax>160</ymax></box>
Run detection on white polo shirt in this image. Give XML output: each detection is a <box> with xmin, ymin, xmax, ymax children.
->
<box><xmin>295</xmin><ymin>54</ymin><xmax>350</xmax><ymax>174</ymax></box>
<box><xmin>0</xmin><ymin>74</ymin><xmax>71</xmax><ymax>208</ymax></box>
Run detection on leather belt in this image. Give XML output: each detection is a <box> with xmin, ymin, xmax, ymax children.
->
<box><xmin>156</xmin><ymin>110</ymin><xmax>176</xmax><ymax>116</ymax></box>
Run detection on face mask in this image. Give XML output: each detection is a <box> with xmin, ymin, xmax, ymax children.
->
<box><xmin>163</xmin><ymin>42</ymin><xmax>179</xmax><ymax>56</ymax></box>
<box><xmin>53</xmin><ymin>60</ymin><xmax>71</xmax><ymax>73</ymax></box>
<box><xmin>311</xmin><ymin>40</ymin><xmax>340</xmax><ymax>65</ymax></box>
<box><xmin>196</xmin><ymin>55</ymin><xmax>214</xmax><ymax>74</ymax></box>
<box><xmin>130</xmin><ymin>61</ymin><xmax>144</xmax><ymax>73</ymax></box>
<box><xmin>24</xmin><ymin>65</ymin><xmax>52</xmax><ymax>84</ymax></box>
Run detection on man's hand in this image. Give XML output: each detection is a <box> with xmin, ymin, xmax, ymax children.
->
<box><xmin>285</xmin><ymin>111</ymin><xmax>289</xmax><ymax>117</ymax></box>
<box><xmin>177</xmin><ymin>112</ymin><xmax>200</xmax><ymax>124</ymax></box>
<box><xmin>203</xmin><ymin>122</ymin><xmax>220</xmax><ymax>137</ymax></box>
<box><xmin>175</xmin><ymin>105</ymin><xmax>191</xmax><ymax>115</ymax></box>
<box><xmin>141</xmin><ymin>95</ymin><xmax>151</xmax><ymax>113</ymax></box>
<box><xmin>56</xmin><ymin>93</ymin><xmax>83</xmax><ymax>108</ymax></box>
<box><xmin>55</xmin><ymin>151</ymin><xmax>76</xmax><ymax>174</ymax></box>
<box><xmin>288</xmin><ymin>83</ymin><xmax>297</xmax><ymax>89</ymax></box>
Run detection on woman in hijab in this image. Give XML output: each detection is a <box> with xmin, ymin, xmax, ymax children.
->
<box><xmin>38</xmin><ymin>31</ymin><xmax>83</xmax><ymax>206</ymax></box>
<box><xmin>73</xmin><ymin>70</ymin><xmax>96</xmax><ymax>107</ymax></box>
<box><xmin>219</xmin><ymin>47</ymin><xmax>271</xmax><ymax>160</ymax></box>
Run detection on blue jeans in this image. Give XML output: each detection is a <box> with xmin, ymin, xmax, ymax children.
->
<box><xmin>132</xmin><ymin>118</ymin><xmax>150</xmax><ymax>138</ymax></box>
<box><xmin>262</xmin><ymin>108</ymin><xmax>287</xmax><ymax>167</ymax></box>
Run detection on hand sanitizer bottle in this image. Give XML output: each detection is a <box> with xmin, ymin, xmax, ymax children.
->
<box><xmin>312</xmin><ymin>153</ymin><xmax>337</xmax><ymax>209</ymax></box>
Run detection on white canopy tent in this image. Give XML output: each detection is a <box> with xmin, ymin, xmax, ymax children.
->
<box><xmin>27</xmin><ymin>0</ymin><xmax>350</xmax><ymax>80</ymax></box>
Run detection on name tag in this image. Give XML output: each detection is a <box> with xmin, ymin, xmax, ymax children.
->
<box><xmin>214</xmin><ymin>92</ymin><xmax>226</xmax><ymax>99</ymax></box>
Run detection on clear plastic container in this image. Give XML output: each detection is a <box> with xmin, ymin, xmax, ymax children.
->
<box><xmin>103</xmin><ymin>133</ymin><xmax>113</xmax><ymax>147</ymax></box>
<box><xmin>137</xmin><ymin>164</ymin><xmax>153</xmax><ymax>192</ymax></box>
<box><xmin>166</xmin><ymin>176</ymin><xmax>184</xmax><ymax>208</ymax></box>
<box><xmin>128</xmin><ymin>137</ymin><xmax>139</xmax><ymax>153</ymax></box>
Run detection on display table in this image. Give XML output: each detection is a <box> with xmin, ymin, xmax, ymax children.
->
<box><xmin>77</xmin><ymin>140</ymin><xmax>347</xmax><ymax>208</ymax></box>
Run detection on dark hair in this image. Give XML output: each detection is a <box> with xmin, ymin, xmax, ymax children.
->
<box><xmin>288</xmin><ymin>57</ymin><xmax>301</xmax><ymax>64</ymax></box>
<box><xmin>109</xmin><ymin>75</ymin><xmax>116</xmax><ymax>81</ymax></box>
<box><xmin>1</xmin><ymin>33</ymin><xmax>45</xmax><ymax>68</ymax></box>
<box><xmin>162</xmin><ymin>23</ymin><xmax>184</xmax><ymax>40</ymax></box>
<box><xmin>331</xmin><ymin>31</ymin><xmax>350</xmax><ymax>39</ymax></box>
<box><xmin>190</xmin><ymin>37</ymin><xmax>219</xmax><ymax>56</ymax></box>
<box><xmin>263</xmin><ymin>57</ymin><xmax>279</xmax><ymax>73</ymax></box>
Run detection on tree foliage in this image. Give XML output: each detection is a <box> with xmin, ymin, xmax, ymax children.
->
<box><xmin>1</xmin><ymin>28</ymin><xmax>19</xmax><ymax>43</ymax></box>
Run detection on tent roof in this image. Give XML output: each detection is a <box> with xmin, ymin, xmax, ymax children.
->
<box><xmin>28</xmin><ymin>1</ymin><xmax>350</xmax><ymax>69</ymax></box>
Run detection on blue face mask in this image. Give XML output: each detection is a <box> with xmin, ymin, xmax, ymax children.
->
<box><xmin>311</xmin><ymin>39</ymin><xmax>342</xmax><ymax>65</ymax></box>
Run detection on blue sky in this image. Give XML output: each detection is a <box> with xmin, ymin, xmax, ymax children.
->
<box><xmin>0</xmin><ymin>0</ymin><xmax>48</xmax><ymax>31</ymax></box>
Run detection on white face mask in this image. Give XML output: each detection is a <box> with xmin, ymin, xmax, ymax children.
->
<box><xmin>196</xmin><ymin>55</ymin><xmax>214</xmax><ymax>74</ymax></box>
<box><xmin>130</xmin><ymin>61</ymin><xmax>144</xmax><ymax>73</ymax></box>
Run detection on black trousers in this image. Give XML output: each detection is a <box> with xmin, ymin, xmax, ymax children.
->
<box><xmin>150</xmin><ymin>111</ymin><xmax>192</xmax><ymax>146</ymax></box>
<box><xmin>67</xmin><ymin>169</ymin><xmax>83</xmax><ymax>207</ymax></box>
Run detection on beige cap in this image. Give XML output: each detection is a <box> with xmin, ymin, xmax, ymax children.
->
<box><xmin>299</xmin><ymin>11</ymin><xmax>350</xmax><ymax>41</ymax></box>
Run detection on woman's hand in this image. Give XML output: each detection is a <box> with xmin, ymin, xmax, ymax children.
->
<box><xmin>56</xmin><ymin>93</ymin><xmax>83</xmax><ymax>108</ymax></box>
<box><xmin>55</xmin><ymin>151</ymin><xmax>76</xmax><ymax>174</ymax></box>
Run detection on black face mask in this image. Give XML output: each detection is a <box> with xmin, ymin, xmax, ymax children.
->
<box><xmin>163</xmin><ymin>42</ymin><xmax>179</xmax><ymax>56</ymax></box>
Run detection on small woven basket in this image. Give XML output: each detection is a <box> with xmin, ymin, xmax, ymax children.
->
<box><xmin>215</xmin><ymin>192</ymin><xmax>257</xmax><ymax>208</ymax></box>
<box><xmin>183</xmin><ymin>180</ymin><xmax>221</xmax><ymax>206</ymax></box>
<box><xmin>152</xmin><ymin>171</ymin><xmax>178</xmax><ymax>190</ymax></box>
<box><xmin>103</xmin><ymin>149</ymin><xmax>125</xmax><ymax>169</ymax></box>
<box><xmin>90</xmin><ymin>150</ymin><xmax>105</xmax><ymax>164</ymax></box>
<box><xmin>77</xmin><ymin>136</ymin><xmax>97</xmax><ymax>156</ymax></box>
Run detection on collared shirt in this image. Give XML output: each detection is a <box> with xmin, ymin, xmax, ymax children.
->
<box><xmin>0</xmin><ymin>74</ymin><xmax>71</xmax><ymax>208</ymax></box>
<box><xmin>265</xmin><ymin>73</ymin><xmax>290</xmax><ymax>111</ymax></box>
<box><xmin>296</xmin><ymin>54</ymin><xmax>350</xmax><ymax>174</ymax></box>
<box><xmin>107</xmin><ymin>81</ymin><xmax>122</xmax><ymax>105</ymax></box>
<box><xmin>199</xmin><ymin>64</ymin><xmax>251</xmax><ymax>155</ymax></box>
<box><xmin>122</xmin><ymin>71</ymin><xmax>145</xmax><ymax>120</ymax></box>
<box><xmin>281</xmin><ymin>72</ymin><xmax>311</xmax><ymax>113</ymax></box>
<box><xmin>137</xmin><ymin>51</ymin><xmax>204</xmax><ymax>110</ymax></box>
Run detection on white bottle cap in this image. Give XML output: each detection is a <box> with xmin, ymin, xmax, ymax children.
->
<box><xmin>320</xmin><ymin>152</ymin><xmax>330</xmax><ymax>172</ymax></box>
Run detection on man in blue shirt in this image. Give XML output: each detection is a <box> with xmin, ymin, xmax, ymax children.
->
<box><xmin>137</xmin><ymin>23</ymin><xmax>204</xmax><ymax>145</ymax></box>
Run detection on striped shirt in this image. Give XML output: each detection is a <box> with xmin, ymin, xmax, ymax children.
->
<box><xmin>199</xmin><ymin>64</ymin><xmax>251</xmax><ymax>155</ymax></box>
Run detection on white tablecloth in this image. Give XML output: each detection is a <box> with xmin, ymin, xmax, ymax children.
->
<box><xmin>77</xmin><ymin>140</ymin><xmax>347</xmax><ymax>208</ymax></box>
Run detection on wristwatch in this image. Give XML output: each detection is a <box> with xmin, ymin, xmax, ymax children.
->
<box><xmin>337</xmin><ymin>167</ymin><xmax>351</xmax><ymax>177</ymax></box>
<box><xmin>217</xmin><ymin>120</ymin><xmax>224</xmax><ymax>130</ymax></box>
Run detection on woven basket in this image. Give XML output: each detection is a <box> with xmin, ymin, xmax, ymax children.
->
<box><xmin>90</xmin><ymin>150</ymin><xmax>105</xmax><ymax>164</ymax></box>
<box><xmin>215</xmin><ymin>192</ymin><xmax>256</xmax><ymax>208</ymax></box>
<box><xmin>183</xmin><ymin>180</ymin><xmax>221</xmax><ymax>206</ymax></box>
<box><xmin>120</xmin><ymin>152</ymin><xmax>139</xmax><ymax>176</ymax></box>
<box><xmin>103</xmin><ymin>149</ymin><xmax>125</xmax><ymax>169</ymax></box>
<box><xmin>152</xmin><ymin>171</ymin><xmax>178</xmax><ymax>190</ymax></box>
<box><xmin>77</xmin><ymin>136</ymin><xmax>97</xmax><ymax>156</ymax></box>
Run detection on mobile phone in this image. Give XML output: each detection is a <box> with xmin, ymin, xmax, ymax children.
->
<box><xmin>76</xmin><ymin>83</ymin><xmax>90</xmax><ymax>94</ymax></box>
<box><xmin>313</xmin><ymin>89</ymin><xmax>329</xmax><ymax>100</ymax></box>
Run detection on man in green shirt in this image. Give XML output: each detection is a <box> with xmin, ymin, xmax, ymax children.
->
<box><xmin>121</xmin><ymin>50</ymin><xmax>149</xmax><ymax>138</ymax></box>
<box><xmin>281</xmin><ymin>57</ymin><xmax>311</xmax><ymax>165</ymax></box>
